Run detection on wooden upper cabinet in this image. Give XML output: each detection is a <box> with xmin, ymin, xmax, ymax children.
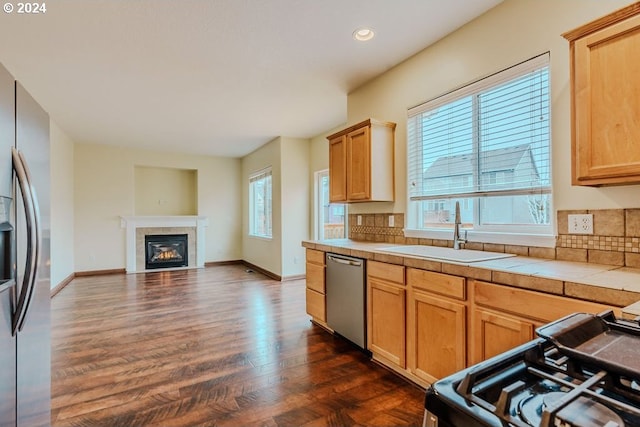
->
<box><xmin>327</xmin><ymin>119</ymin><xmax>395</xmax><ymax>202</ymax></box>
<box><xmin>328</xmin><ymin>135</ymin><xmax>347</xmax><ymax>202</ymax></box>
<box><xmin>346</xmin><ymin>126</ymin><xmax>371</xmax><ymax>200</ymax></box>
<box><xmin>563</xmin><ymin>3</ymin><xmax>640</xmax><ymax>186</ymax></box>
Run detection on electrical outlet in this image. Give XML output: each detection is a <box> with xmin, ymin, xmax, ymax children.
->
<box><xmin>568</xmin><ymin>214</ymin><xmax>594</xmax><ymax>234</ymax></box>
<box><xmin>357</xmin><ymin>215</ymin><xmax>362</xmax><ymax>226</ymax></box>
<box><xmin>388</xmin><ymin>215</ymin><xmax>395</xmax><ymax>227</ymax></box>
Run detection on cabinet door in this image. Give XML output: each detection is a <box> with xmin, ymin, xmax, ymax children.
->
<box><xmin>346</xmin><ymin>126</ymin><xmax>370</xmax><ymax>200</ymax></box>
<box><xmin>471</xmin><ymin>308</ymin><xmax>533</xmax><ymax>365</ymax></box>
<box><xmin>368</xmin><ymin>278</ymin><xmax>405</xmax><ymax>368</ymax></box>
<box><xmin>570</xmin><ymin>10</ymin><xmax>640</xmax><ymax>185</ymax></box>
<box><xmin>408</xmin><ymin>291</ymin><xmax>466</xmax><ymax>383</ymax></box>
<box><xmin>328</xmin><ymin>135</ymin><xmax>347</xmax><ymax>202</ymax></box>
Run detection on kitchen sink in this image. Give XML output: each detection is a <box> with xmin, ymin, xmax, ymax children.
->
<box><xmin>376</xmin><ymin>245</ymin><xmax>516</xmax><ymax>263</ymax></box>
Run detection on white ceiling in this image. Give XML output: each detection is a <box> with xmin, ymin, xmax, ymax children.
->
<box><xmin>0</xmin><ymin>0</ymin><xmax>501</xmax><ymax>158</ymax></box>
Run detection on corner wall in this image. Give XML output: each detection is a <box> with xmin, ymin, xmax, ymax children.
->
<box><xmin>242</xmin><ymin>137</ymin><xmax>311</xmax><ymax>278</ymax></box>
<box><xmin>242</xmin><ymin>138</ymin><xmax>282</xmax><ymax>276</ymax></box>
<box><xmin>50</xmin><ymin>120</ymin><xmax>75</xmax><ymax>288</ymax></box>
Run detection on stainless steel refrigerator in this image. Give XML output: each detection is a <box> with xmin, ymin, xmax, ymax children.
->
<box><xmin>0</xmin><ymin>63</ymin><xmax>51</xmax><ymax>427</ymax></box>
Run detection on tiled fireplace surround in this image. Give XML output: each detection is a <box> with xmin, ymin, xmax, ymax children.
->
<box><xmin>121</xmin><ymin>216</ymin><xmax>208</xmax><ymax>273</ymax></box>
<box><xmin>349</xmin><ymin>209</ymin><xmax>640</xmax><ymax>268</ymax></box>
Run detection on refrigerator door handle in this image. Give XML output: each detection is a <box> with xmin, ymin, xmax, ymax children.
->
<box><xmin>11</xmin><ymin>148</ymin><xmax>40</xmax><ymax>334</ymax></box>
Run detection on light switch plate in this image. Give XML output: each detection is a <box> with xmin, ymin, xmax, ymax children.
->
<box><xmin>388</xmin><ymin>215</ymin><xmax>394</xmax><ymax>227</ymax></box>
<box><xmin>357</xmin><ymin>215</ymin><xmax>362</xmax><ymax>226</ymax></box>
<box><xmin>568</xmin><ymin>214</ymin><xmax>593</xmax><ymax>234</ymax></box>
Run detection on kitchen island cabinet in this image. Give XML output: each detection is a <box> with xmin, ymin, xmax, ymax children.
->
<box><xmin>327</xmin><ymin>119</ymin><xmax>395</xmax><ymax>202</ymax></box>
<box><xmin>367</xmin><ymin>261</ymin><xmax>406</xmax><ymax>369</ymax></box>
<box><xmin>563</xmin><ymin>3</ymin><xmax>640</xmax><ymax>186</ymax></box>
<box><xmin>407</xmin><ymin>268</ymin><xmax>467</xmax><ymax>385</ymax></box>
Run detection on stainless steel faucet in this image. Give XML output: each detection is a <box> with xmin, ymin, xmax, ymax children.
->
<box><xmin>453</xmin><ymin>201</ymin><xmax>467</xmax><ymax>250</ymax></box>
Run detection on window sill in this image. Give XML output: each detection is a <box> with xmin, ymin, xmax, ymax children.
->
<box><xmin>403</xmin><ymin>228</ymin><xmax>556</xmax><ymax>248</ymax></box>
<box><xmin>248</xmin><ymin>234</ymin><xmax>273</xmax><ymax>241</ymax></box>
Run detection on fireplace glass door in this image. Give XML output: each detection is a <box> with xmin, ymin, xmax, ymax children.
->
<box><xmin>145</xmin><ymin>234</ymin><xmax>188</xmax><ymax>269</ymax></box>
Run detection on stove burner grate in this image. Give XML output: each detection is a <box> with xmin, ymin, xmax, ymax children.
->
<box><xmin>519</xmin><ymin>391</ymin><xmax>625</xmax><ymax>427</ymax></box>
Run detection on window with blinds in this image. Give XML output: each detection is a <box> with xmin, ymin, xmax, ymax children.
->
<box><xmin>249</xmin><ymin>167</ymin><xmax>272</xmax><ymax>238</ymax></box>
<box><xmin>407</xmin><ymin>53</ymin><xmax>552</xmax><ymax>235</ymax></box>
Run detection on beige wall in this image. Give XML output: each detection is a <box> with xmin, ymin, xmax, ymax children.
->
<box><xmin>344</xmin><ymin>0</ymin><xmax>640</xmax><ymax>218</ymax></box>
<box><xmin>242</xmin><ymin>138</ymin><xmax>282</xmax><ymax>275</ymax></box>
<box><xmin>134</xmin><ymin>166</ymin><xmax>197</xmax><ymax>215</ymax></box>
<box><xmin>74</xmin><ymin>143</ymin><xmax>242</xmax><ymax>272</ymax></box>
<box><xmin>242</xmin><ymin>136</ymin><xmax>311</xmax><ymax>278</ymax></box>
<box><xmin>50</xmin><ymin>120</ymin><xmax>75</xmax><ymax>288</ymax></box>
<box><xmin>280</xmin><ymin>137</ymin><xmax>310</xmax><ymax>277</ymax></box>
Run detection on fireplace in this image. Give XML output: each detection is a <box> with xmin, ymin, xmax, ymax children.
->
<box><xmin>121</xmin><ymin>216</ymin><xmax>208</xmax><ymax>273</ymax></box>
<box><xmin>145</xmin><ymin>234</ymin><xmax>188</xmax><ymax>270</ymax></box>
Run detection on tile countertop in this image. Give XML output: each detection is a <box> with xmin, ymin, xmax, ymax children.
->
<box><xmin>301</xmin><ymin>239</ymin><xmax>640</xmax><ymax>319</ymax></box>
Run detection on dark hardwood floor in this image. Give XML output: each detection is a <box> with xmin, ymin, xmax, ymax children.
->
<box><xmin>51</xmin><ymin>265</ymin><xmax>425</xmax><ymax>426</ymax></box>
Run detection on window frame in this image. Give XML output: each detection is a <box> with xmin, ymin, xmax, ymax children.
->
<box><xmin>314</xmin><ymin>169</ymin><xmax>347</xmax><ymax>240</ymax></box>
<box><xmin>248</xmin><ymin>167</ymin><xmax>273</xmax><ymax>239</ymax></box>
<box><xmin>405</xmin><ymin>53</ymin><xmax>555</xmax><ymax>247</ymax></box>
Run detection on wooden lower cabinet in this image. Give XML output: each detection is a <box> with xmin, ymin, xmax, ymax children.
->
<box><xmin>405</xmin><ymin>268</ymin><xmax>467</xmax><ymax>385</ymax></box>
<box><xmin>471</xmin><ymin>308</ymin><xmax>535</xmax><ymax>364</ymax></box>
<box><xmin>368</xmin><ymin>278</ymin><xmax>406</xmax><ymax>367</ymax></box>
<box><xmin>306</xmin><ymin>288</ymin><xmax>326</xmax><ymax>322</ymax></box>
<box><xmin>305</xmin><ymin>255</ymin><xmax>622</xmax><ymax>388</ymax></box>
<box><xmin>470</xmin><ymin>280</ymin><xmax>617</xmax><ymax>365</ymax></box>
<box><xmin>305</xmin><ymin>249</ymin><xmax>326</xmax><ymax>324</ymax></box>
<box><xmin>367</xmin><ymin>261</ymin><xmax>406</xmax><ymax>369</ymax></box>
<box><xmin>407</xmin><ymin>290</ymin><xmax>466</xmax><ymax>384</ymax></box>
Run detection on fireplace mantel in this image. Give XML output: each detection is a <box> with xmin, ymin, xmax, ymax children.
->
<box><xmin>121</xmin><ymin>215</ymin><xmax>209</xmax><ymax>273</ymax></box>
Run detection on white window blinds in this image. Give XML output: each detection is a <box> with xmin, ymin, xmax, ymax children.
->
<box><xmin>408</xmin><ymin>53</ymin><xmax>550</xmax><ymax>202</ymax></box>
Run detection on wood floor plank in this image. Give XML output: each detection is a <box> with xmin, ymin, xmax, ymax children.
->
<box><xmin>51</xmin><ymin>265</ymin><xmax>425</xmax><ymax>426</ymax></box>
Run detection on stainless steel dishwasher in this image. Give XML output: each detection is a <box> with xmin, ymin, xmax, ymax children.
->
<box><xmin>325</xmin><ymin>252</ymin><xmax>366</xmax><ymax>349</ymax></box>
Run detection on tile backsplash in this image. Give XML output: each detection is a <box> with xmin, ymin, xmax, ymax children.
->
<box><xmin>347</xmin><ymin>209</ymin><xmax>640</xmax><ymax>267</ymax></box>
<box><xmin>556</xmin><ymin>209</ymin><xmax>640</xmax><ymax>268</ymax></box>
<box><xmin>348</xmin><ymin>213</ymin><xmax>405</xmax><ymax>243</ymax></box>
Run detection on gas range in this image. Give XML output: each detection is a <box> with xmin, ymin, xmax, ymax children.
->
<box><xmin>424</xmin><ymin>311</ymin><xmax>640</xmax><ymax>427</ymax></box>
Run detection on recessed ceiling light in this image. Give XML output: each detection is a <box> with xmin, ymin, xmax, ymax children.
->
<box><xmin>353</xmin><ymin>27</ymin><xmax>375</xmax><ymax>42</ymax></box>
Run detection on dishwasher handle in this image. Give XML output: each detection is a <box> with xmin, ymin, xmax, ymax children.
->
<box><xmin>327</xmin><ymin>254</ymin><xmax>363</xmax><ymax>267</ymax></box>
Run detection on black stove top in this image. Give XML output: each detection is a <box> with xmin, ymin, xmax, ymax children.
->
<box><xmin>424</xmin><ymin>311</ymin><xmax>640</xmax><ymax>427</ymax></box>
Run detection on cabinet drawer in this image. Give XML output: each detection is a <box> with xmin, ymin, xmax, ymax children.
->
<box><xmin>368</xmin><ymin>260</ymin><xmax>404</xmax><ymax>285</ymax></box>
<box><xmin>407</xmin><ymin>268</ymin><xmax>465</xmax><ymax>300</ymax></box>
<box><xmin>306</xmin><ymin>249</ymin><xmax>325</xmax><ymax>265</ymax></box>
<box><xmin>306</xmin><ymin>262</ymin><xmax>325</xmax><ymax>293</ymax></box>
<box><xmin>306</xmin><ymin>288</ymin><xmax>326</xmax><ymax>322</ymax></box>
<box><xmin>473</xmin><ymin>280</ymin><xmax>615</xmax><ymax>323</ymax></box>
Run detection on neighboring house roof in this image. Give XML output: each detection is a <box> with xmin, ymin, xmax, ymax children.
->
<box><xmin>424</xmin><ymin>144</ymin><xmax>538</xmax><ymax>179</ymax></box>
